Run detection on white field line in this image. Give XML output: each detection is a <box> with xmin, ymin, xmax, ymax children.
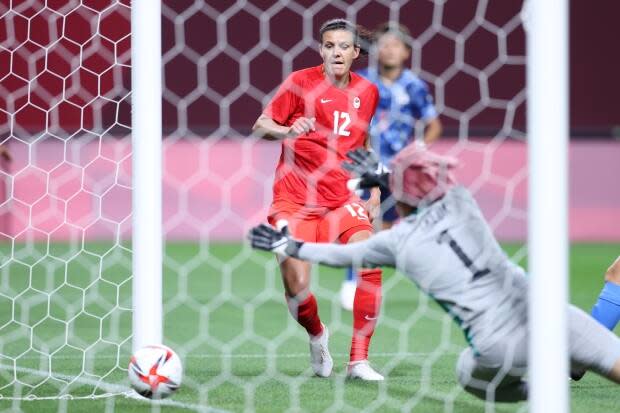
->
<box><xmin>0</xmin><ymin>364</ymin><xmax>229</xmax><ymax>412</ymax></box>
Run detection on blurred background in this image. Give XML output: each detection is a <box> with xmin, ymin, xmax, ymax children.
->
<box><xmin>3</xmin><ymin>0</ymin><xmax>619</xmax><ymax>138</ymax></box>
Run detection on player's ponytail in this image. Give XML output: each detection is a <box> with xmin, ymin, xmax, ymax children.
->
<box><xmin>319</xmin><ymin>18</ymin><xmax>372</xmax><ymax>57</ymax></box>
<box><xmin>355</xmin><ymin>25</ymin><xmax>373</xmax><ymax>57</ymax></box>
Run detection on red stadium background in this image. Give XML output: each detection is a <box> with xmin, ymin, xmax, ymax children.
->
<box><xmin>0</xmin><ymin>0</ymin><xmax>618</xmax><ymax>242</ymax></box>
<box><xmin>1</xmin><ymin>0</ymin><xmax>619</xmax><ymax>137</ymax></box>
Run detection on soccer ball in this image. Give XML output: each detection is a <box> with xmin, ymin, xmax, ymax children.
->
<box><xmin>128</xmin><ymin>344</ymin><xmax>183</xmax><ymax>399</ymax></box>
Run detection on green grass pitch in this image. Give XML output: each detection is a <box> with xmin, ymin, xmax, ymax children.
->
<box><xmin>0</xmin><ymin>242</ymin><xmax>618</xmax><ymax>412</ymax></box>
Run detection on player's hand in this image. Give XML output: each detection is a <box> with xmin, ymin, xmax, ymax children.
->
<box><xmin>249</xmin><ymin>223</ymin><xmax>303</xmax><ymax>258</ymax></box>
<box><xmin>342</xmin><ymin>148</ymin><xmax>390</xmax><ymax>190</ymax></box>
<box><xmin>287</xmin><ymin>117</ymin><xmax>316</xmax><ymax>136</ymax></box>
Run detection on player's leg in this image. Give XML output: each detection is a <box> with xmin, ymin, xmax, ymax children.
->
<box><xmin>591</xmin><ymin>256</ymin><xmax>620</xmax><ymax>330</ymax></box>
<box><xmin>280</xmin><ymin>257</ymin><xmax>322</xmax><ymax>337</ymax></box>
<box><xmin>379</xmin><ymin>187</ymin><xmax>398</xmax><ymax>231</ymax></box>
<box><xmin>280</xmin><ymin>256</ymin><xmax>333</xmax><ymax>377</ymax></box>
<box><xmin>340</xmin><ymin>267</ymin><xmax>356</xmax><ymax>311</ymax></box>
<box><xmin>568</xmin><ymin>304</ymin><xmax>620</xmax><ymax>384</ymax></box>
<box><xmin>320</xmin><ymin>201</ymin><xmax>383</xmax><ymax>380</ymax></box>
<box><xmin>269</xmin><ymin>202</ymin><xmax>333</xmax><ymax>377</ymax></box>
<box><xmin>456</xmin><ymin>347</ymin><xmax>528</xmax><ymax>402</ymax></box>
<box><xmin>345</xmin><ymin>229</ymin><xmax>383</xmax><ymax>380</ymax></box>
<box><xmin>340</xmin><ymin>189</ymin><xmax>373</xmax><ymax>312</ymax></box>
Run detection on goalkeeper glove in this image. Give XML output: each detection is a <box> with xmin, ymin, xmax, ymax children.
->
<box><xmin>249</xmin><ymin>223</ymin><xmax>303</xmax><ymax>258</ymax></box>
<box><xmin>342</xmin><ymin>148</ymin><xmax>390</xmax><ymax>190</ymax></box>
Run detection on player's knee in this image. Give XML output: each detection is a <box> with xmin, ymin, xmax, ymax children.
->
<box><xmin>604</xmin><ymin>257</ymin><xmax>620</xmax><ymax>284</ymax></box>
<box><xmin>283</xmin><ymin>277</ymin><xmax>309</xmax><ymax>297</ymax></box>
<box><xmin>280</xmin><ymin>261</ymin><xmax>310</xmax><ymax>296</ymax></box>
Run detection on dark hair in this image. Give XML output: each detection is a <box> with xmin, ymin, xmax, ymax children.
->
<box><xmin>374</xmin><ymin>22</ymin><xmax>413</xmax><ymax>51</ymax></box>
<box><xmin>319</xmin><ymin>18</ymin><xmax>372</xmax><ymax>56</ymax></box>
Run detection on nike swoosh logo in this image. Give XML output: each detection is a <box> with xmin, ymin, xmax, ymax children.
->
<box><xmin>364</xmin><ymin>315</ymin><xmax>377</xmax><ymax>321</ymax></box>
<box><xmin>320</xmin><ymin>99</ymin><xmax>332</xmax><ymax>103</ymax></box>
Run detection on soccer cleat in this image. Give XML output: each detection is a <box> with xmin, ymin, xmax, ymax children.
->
<box><xmin>346</xmin><ymin>360</ymin><xmax>384</xmax><ymax>381</ymax></box>
<box><xmin>340</xmin><ymin>280</ymin><xmax>356</xmax><ymax>311</ymax></box>
<box><xmin>309</xmin><ymin>324</ymin><xmax>333</xmax><ymax>377</ymax></box>
<box><xmin>570</xmin><ymin>369</ymin><xmax>586</xmax><ymax>381</ymax></box>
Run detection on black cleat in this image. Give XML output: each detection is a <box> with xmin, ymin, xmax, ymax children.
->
<box><xmin>570</xmin><ymin>370</ymin><xmax>586</xmax><ymax>381</ymax></box>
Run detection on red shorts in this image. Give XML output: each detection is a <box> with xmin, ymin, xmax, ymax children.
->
<box><xmin>268</xmin><ymin>198</ymin><xmax>373</xmax><ymax>244</ymax></box>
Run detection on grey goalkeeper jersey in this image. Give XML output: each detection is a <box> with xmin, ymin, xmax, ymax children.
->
<box><xmin>298</xmin><ymin>186</ymin><xmax>528</xmax><ymax>355</ymax></box>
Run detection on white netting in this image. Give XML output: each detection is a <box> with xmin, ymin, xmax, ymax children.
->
<box><xmin>1</xmin><ymin>1</ymin><xmax>528</xmax><ymax>412</ymax></box>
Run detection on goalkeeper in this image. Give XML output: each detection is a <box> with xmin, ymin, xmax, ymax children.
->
<box><xmin>249</xmin><ymin>146</ymin><xmax>620</xmax><ymax>401</ymax></box>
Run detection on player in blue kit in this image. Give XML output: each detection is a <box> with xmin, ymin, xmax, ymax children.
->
<box><xmin>592</xmin><ymin>256</ymin><xmax>620</xmax><ymax>331</ymax></box>
<box><xmin>340</xmin><ymin>23</ymin><xmax>442</xmax><ymax>310</ymax></box>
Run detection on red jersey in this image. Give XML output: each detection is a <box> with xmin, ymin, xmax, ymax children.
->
<box><xmin>264</xmin><ymin>65</ymin><xmax>379</xmax><ymax>208</ymax></box>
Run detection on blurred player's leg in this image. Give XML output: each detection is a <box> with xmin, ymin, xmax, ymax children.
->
<box><xmin>591</xmin><ymin>256</ymin><xmax>620</xmax><ymax>330</ymax></box>
<box><xmin>379</xmin><ymin>188</ymin><xmax>398</xmax><ymax>231</ymax></box>
<box><xmin>340</xmin><ymin>267</ymin><xmax>356</xmax><ymax>311</ymax></box>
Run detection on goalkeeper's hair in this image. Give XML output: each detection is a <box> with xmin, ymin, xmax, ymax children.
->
<box><xmin>319</xmin><ymin>18</ymin><xmax>372</xmax><ymax>56</ymax></box>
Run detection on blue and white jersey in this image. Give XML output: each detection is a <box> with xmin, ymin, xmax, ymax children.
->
<box><xmin>357</xmin><ymin>68</ymin><xmax>438</xmax><ymax>165</ymax></box>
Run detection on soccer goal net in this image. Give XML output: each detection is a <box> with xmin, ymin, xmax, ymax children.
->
<box><xmin>0</xmin><ymin>1</ymin><xmax>545</xmax><ymax>412</ymax></box>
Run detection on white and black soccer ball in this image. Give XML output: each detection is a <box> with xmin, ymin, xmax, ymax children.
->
<box><xmin>128</xmin><ymin>344</ymin><xmax>183</xmax><ymax>399</ymax></box>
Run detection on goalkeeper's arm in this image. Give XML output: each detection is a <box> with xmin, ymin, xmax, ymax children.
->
<box><xmin>249</xmin><ymin>223</ymin><xmax>395</xmax><ymax>268</ymax></box>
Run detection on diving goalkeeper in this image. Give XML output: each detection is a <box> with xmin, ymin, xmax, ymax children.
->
<box><xmin>249</xmin><ymin>146</ymin><xmax>620</xmax><ymax>401</ymax></box>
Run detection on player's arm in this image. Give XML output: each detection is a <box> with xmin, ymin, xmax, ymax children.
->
<box><xmin>362</xmin><ymin>87</ymin><xmax>382</xmax><ymax>216</ymax></box>
<box><xmin>423</xmin><ymin>117</ymin><xmax>442</xmax><ymax>146</ymax></box>
<box><xmin>249</xmin><ymin>223</ymin><xmax>395</xmax><ymax>268</ymax></box>
<box><xmin>410</xmin><ymin>80</ymin><xmax>442</xmax><ymax>146</ymax></box>
<box><xmin>252</xmin><ymin>73</ymin><xmax>315</xmax><ymax>140</ymax></box>
<box><xmin>364</xmin><ymin>135</ymin><xmax>381</xmax><ymax>218</ymax></box>
<box><xmin>252</xmin><ymin>115</ymin><xmax>316</xmax><ymax>140</ymax></box>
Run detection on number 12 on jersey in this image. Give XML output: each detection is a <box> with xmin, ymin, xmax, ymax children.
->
<box><xmin>333</xmin><ymin>111</ymin><xmax>351</xmax><ymax>136</ymax></box>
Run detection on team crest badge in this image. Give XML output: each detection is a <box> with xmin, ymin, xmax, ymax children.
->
<box><xmin>353</xmin><ymin>96</ymin><xmax>360</xmax><ymax>109</ymax></box>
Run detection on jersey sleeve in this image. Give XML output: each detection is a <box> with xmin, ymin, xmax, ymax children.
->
<box><xmin>408</xmin><ymin>79</ymin><xmax>438</xmax><ymax>121</ymax></box>
<box><xmin>370</xmin><ymin>84</ymin><xmax>380</xmax><ymax>115</ymax></box>
<box><xmin>297</xmin><ymin>230</ymin><xmax>396</xmax><ymax>268</ymax></box>
<box><xmin>263</xmin><ymin>73</ymin><xmax>302</xmax><ymax>125</ymax></box>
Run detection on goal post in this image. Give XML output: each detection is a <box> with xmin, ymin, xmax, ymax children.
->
<box><xmin>131</xmin><ymin>0</ymin><xmax>163</xmax><ymax>353</ymax></box>
<box><xmin>526</xmin><ymin>0</ymin><xmax>570</xmax><ymax>412</ymax></box>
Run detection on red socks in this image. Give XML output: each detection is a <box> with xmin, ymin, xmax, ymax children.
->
<box><xmin>285</xmin><ymin>267</ymin><xmax>382</xmax><ymax>362</ymax></box>
<box><xmin>286</xmin><ymin>293</ymin><xmax>323</xmax><ymax>337</ymax></box>
<box><xmin>350</xmin><ymin>268</ymin><xmax>382</xmax><ymax>362</ymax></box>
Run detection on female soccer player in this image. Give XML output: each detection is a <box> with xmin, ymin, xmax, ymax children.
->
<box><xmin>359</xmin><ymin>22</ymin><xmax>442</xmax><ymax>230</ymax></box>
<box><xmin>340</xmin><ymin>23</ymin><xmax>443</xmax><ymax>311</ymax></box>
<box><xmin>250</xmin><ymin>146</ymin><xmax>620</xmax><ymax>400</ymax></box>
<box><xmin>252</xmin><ymin>19</ymin><xmax>384</xmax><ymax>380</ymax></box>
